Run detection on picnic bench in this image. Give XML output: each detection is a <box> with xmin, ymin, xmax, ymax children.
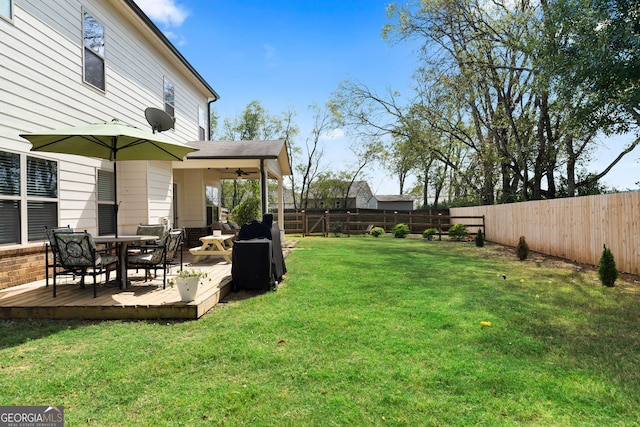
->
<box><xmin>189</xmin><ymin>234</ymin><xmax>235</xmax><ymax>263</ymax></box>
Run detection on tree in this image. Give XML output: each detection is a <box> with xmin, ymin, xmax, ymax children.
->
<box><xmin>340</xmin><ymin>139</ymin><xmax>383</xmax><ymax>208</ymax></box>
<box><xmin>214</xmin><ymin>100</ymin><xmax>295</xmax><ymax>211</ymax></box>
<box><xmin>384</xmin><ymin>0</ymin><xmax>551</xmax><ymax>204</ymax></box>
<box><xmin>540</xmin><ymin>0</ymin><xmax>640</xmax><ymax>194</ymax></box>
<box><xmin>292</xmin><ymin>104</ymin><xmax>331</xmax><ymax>210</ymax></box>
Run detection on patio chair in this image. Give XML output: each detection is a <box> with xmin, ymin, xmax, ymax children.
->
<box><xmin>44</xmin><ymin>225</ymin><xmax>75</xmax><ymax>288</ymax></box>
<box><xmin>127</xmin><ymin>229</ymin><xmax>183</xmax><ymax>289</ymax></box>
<box><xmin>53</xmin><ymin>231</ymin><xmax>119</xmax><ymax>298</ymax></box>
<box><xmin>135</xmin><ymin>224</ymin><xmax>166</xmax><ymax>244</ymax></box>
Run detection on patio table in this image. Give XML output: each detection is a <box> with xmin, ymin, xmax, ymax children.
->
<box><xmin>94</xmin><ymin>235</ymin><xmax>157</xmax><ymax>289</ymax></box>
<box><xmin>189</xmin><ymin>234</ymin><xmax>234</xmax><ymax>263</ymax></box>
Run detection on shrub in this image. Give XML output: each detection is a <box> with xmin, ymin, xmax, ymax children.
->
<box><xmin>448</xmin><ymin>223</ymin><xmax>468</xmax><ymax>241</ymax></box>
<box><xmin>329</xmin><ymin>221</ymin><xmax>343</xmax><ymax>237</ymax></box>
<box><xmin>392</xmin><ymin>223</ymin><xmax>410</xmax><ymax>238</ymax></box>
<box><xmin>423</xmin><ymin>228</ymin><xmax>438</xmax><ymax>240</ymax></box>
<box><xmin>475</xmin><ymin>229</ymin><xmax>485</xmax><ymax>247</ymax></box>
<box><xmin>370</xmin><ymin>227</ymin><xmax>385</xmax><ymax>237</ymax></box>
<box><xmin>598</xmin><ymin>244</ymin><xmax>618</xmax><ymax>287</ymax></box>
<box><xmin>516</xmin><ymin>236</ymin><xmax>529</xmax><ymax>260</ymax></box>
<box><xmin>229</xmin><ymin>197</ymin><xmax>261</xmax><ymax>226</ymax></box>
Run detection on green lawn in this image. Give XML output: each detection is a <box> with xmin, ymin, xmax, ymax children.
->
<box><xmin>2</xmin><ymin>235</ymin><xmax>640</xmax><ymax>426</ymax></box>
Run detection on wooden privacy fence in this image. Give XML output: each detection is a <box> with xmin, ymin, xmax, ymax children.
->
<box><xmin>276</xmin><ymin>209</ymin><xmax>484</xmax><ymax>238</ymax></box>
<box><xmin>451</xmin><ymin>191</ymin><xmax>640</xmax><ymax>275</ymax></box>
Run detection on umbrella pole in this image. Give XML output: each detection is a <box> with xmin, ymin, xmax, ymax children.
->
<box><xmin>113</xmin><ymin>159</ymin><xmax>118</xmax><ymax>238</ymax></box>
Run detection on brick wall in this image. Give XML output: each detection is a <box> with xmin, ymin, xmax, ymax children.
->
<box><xmin>0</xmin><ymin>246</ymin><xmax>46</xmax><ymax>290</ymax></box>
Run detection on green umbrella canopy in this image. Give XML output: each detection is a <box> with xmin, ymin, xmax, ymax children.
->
<box><xmin>20</xmin><ymin>119</ymin><xmax>197</xmax><ymax>161</ymax></box>
<box><xmin>20</xmin><ymin>119</ymin><xmax>198</xmax><ymax>236</ymax></box>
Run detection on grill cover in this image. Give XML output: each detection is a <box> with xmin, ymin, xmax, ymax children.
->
<box><xmin>231</xmin><ymin>214</ymin><xmax>286</xmax><ymax>290</ymax></box>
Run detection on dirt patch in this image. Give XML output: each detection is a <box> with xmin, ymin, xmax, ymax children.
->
<box><xmin>482</xmin><ymin>242</ymin><xmax>640</xmax><ymax>289</ymax></box>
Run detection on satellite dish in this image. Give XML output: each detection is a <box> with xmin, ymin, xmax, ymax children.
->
<box><xmin>145</xmin><ymin>107</ymin><xmax>175</xmax><ymax>133</ymax></box>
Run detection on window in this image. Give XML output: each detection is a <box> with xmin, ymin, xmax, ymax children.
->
<box><xmin>0</xmin><ymin>0</ymin><xmax>12</xmax><ymax>20</ymax></box>
<box><xmin>198</xmin><ymin>106</ymin><xmax>206</xmax><ymax>140</ymax></box>
<box><xmin>0</xmin><ymin>151</ymin><xmax>58</xmax><ymax>244</ymax></box>
<box><xmin>27</xmin><ymin>157</ymin><xmax>58</xmax><ymax>241</ymax></box>
<box><xmin>0</xmin><ymin>152</ymin><xmax>20</xmax><ymax>244</ymax></box>
<box><xmin>83</xmin><ymin>11</ymin><xmax>105</xmax><ymax>91</ymax></box>
<box><xmin>164</xmin><ymin>78</ymin><xmax>175</xmax><ymax>118</ymax></box>
<box><xmin>97</xmin><ymin>170</ymin><xmax>115</xmax><ymax>235</ymax></box>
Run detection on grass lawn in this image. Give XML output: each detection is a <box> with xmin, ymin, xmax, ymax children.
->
<box><xmin>2</xmin><ymin>235</ymin><xmax>640</xmax><ymax>426</ymax></box>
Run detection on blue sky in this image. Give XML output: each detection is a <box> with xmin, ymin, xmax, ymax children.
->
<box><xmin>136</xmin><ymin>0</ymin><xmax>639</xmax><ymax>195</ymax></box>
<box><xmin>137</xmin><ymin>0</ymin><xmax>419</xmax><ymax>195</ymax></box>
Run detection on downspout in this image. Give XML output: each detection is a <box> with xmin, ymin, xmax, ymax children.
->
<box><xmin>207</xmin><ymin>99</ymin><xmax>217</xmax><ymax>140</ymax></box>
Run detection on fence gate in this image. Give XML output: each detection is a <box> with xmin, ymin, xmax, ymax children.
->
<box><xmin>305</xmin><ymin>213</ymin><xmax>326</xmax><ymax>236</ymax></box>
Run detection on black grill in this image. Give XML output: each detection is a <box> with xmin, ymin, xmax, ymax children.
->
<box><xmin>231</xmin><ymin>214</ymin><xmax>286</xmax><ymax>291</ymax></box>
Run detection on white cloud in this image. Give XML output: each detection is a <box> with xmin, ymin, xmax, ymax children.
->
<box><xmin>263</xmin><ymin>44</ymin><xmax>277</xmax><ymax>68</ymax></box>
<box><xmin>136</xmin><ymin>0</ymin><xmax>189</xmax><ymax>28</ymax></box>
<box><xmin>321</xmin><ymin>128</ymin><xmax>344</xmax><ymax>140</ymax></box>
<box><xmin>164</xmin><ymin>31</ymin><xmax>187</xmax><ymax>46</ymax></box>
<box><xmin>263</xmin><ymin>44</ymin><xmax>276</xmax><ymax>60</ymax></box>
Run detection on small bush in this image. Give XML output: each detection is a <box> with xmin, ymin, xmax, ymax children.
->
<box><xmin>448</xmin><ymin>223</ymin><xmax>468</xmax><ymax>241</ymax></box>
<box><xmin>516</xmin><ymin>236</ymin><xmax>529</xmax><ymax>260</ymax></box>
<box><xmin>392</xmin><ymin>223</ymin><xmax>410</xmax><ymax>238</ymax></box>
<box><xmin>423</xmin><ymin>228</ymin><xmax>438</xmax><ymax>240</ymax></box>
<box><xmin>475</xmin><ymin>229</ymin><xmax>485</xmax><ymax>247</ymax></box>
<box><xmin>598</xmin><ymin>244</ymin><xmax>618</xmax><ymax>287</ymax></box>
<box><xmin>369</xmin><ymin>227</ymin><xmax>385</xmax><ymax>237</ymax></box>
<box><xmin>329</xmin><ymin>222</ymin><xmax>343</xmax><ymax>237</ymax></box>
<box><xmin>229</xmin><ymin>197</ymin><xmax>261</xmax><ymax>226</ymax></box>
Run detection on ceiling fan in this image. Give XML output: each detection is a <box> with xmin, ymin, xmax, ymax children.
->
<box><xmin>234</xmin><ymin>168</ymin><xmax>254</xmax><ymax>177</ymax></box>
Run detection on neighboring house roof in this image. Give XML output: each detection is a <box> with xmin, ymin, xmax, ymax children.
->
<box><xmin>117</xmin><ymin>0</ymin><xmax>220</xmax><ymax>101</ymax></box>
<box><xmin>374</xmin><ymin>195</ymin><xmax>414</xmax><ymax>202</ymax></box>
<box><xmin>347</xmin><ymin>181</ymin><xmax>373</xmax><ymax>198</ymax></box>
<box><xmin>184</xmin><ymin>140</ymin><xmax>292</xmax><ymax>176</ymax></box>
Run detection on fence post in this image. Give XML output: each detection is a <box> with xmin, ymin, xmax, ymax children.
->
<box><xmin>437</xmin><ymin>212</ymin><xmax>443</xmax><ymax>241</ymax></box>
<box><xmin>302</xmin><ymin>210</ymin><xmax>306</xmax><ymax>236</ymax></box>
<box><xmin>324</xmin><ymin>210</ymin><xmax>329</xmax><ymax>237</ymax></box>
<box><xmin>347</xmin><ymin>211</ymin><xmax>351</xmax><ymax>237</ymax></box>
<box><xmin>482</xmin><ymin>214</ymin><xmax>485</xmax><ymax>237</ymax></box>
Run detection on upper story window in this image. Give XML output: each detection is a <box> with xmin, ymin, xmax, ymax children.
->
<box><xmin>0</xmin><ymin>0</ymin><xmax>12</xmax><ymax>21</ymax></box>
<box><xmin>164</xmin><ymin>78</ymin><xmax>175</xmax><ymax>118</ymax></box>
<box><xmin>83</xmin><ymin>11</ymin><xmax>105</xmax><ymax>91</ymax></box>
<box><xmin>198</xmin><ymin>106</ymin><xmax>206</xmax><ymax>140</ymax></box>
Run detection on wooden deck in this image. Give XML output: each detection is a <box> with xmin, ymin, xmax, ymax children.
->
<box><xmin>0</xmin><ymin>252</ymin><xmax>233</xmax><ymax>320</ymax></box>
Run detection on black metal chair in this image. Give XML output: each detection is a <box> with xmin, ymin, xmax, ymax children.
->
<box><xmin>53</xmin><ymin>231</ymin><xmax>119</xmax><ymax>298</ymax></box>
<box><xmin>44</xmin><ymin>225</ymin><xmax>75</xmax><ymax>287</ymax></box>
<box><xmin>135</xmin><ymin>224</ymin><xmax>165</xmax><ymax>245</ymax></box>
<box><xmin>127</xmin><ymin>229</ymin><xmax>183</xmax><ymax>289</ymax></box>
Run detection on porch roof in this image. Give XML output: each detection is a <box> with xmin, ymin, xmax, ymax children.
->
<box><xmin>179</xmin><ymin>140</ymin><xmax>291</xmax><ymax>178</ymax></box>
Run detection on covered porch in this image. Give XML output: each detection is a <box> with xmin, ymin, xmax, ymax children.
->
<box><xmin>173</xmin><ymin>140</ymin><xmax>291</xmax><ymax>237</ymax></box>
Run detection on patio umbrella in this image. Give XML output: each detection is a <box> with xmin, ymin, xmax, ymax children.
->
<box><xmin>20</xmin><ymin>119</ymin><xmax>197</xmax><ymax>236</ymax></box>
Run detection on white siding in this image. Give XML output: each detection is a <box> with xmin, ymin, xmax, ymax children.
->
<box><xmin>174</xmin><ymin>168</ymin><xmax>206</xmax><ymax>228</ymax></box>
<box><xmin>1</xmin><ymin>0</ymin><xmax>215</xmax><ymax>243</ymax></box>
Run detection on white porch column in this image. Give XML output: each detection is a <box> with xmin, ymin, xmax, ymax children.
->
<box><xmin>278</xmin><ymin>176</ymin><xmax>285</xmax><ymax>240</ymax></box>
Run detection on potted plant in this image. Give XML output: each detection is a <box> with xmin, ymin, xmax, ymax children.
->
<box><xmin>170</xmin><ymin>268</ymin><xmax>209</xmax><ymax>302</ymax></box>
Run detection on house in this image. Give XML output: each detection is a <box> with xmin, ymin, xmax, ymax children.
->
<box><xmin>1</xmin><ymin>1</ymin><xmax>288</xmax><ymax>289</ymax></box>
<box><xmin>373</xmin><ymin>194</ymin><xmax>415</xmax><ymax>211</ymax></box>
<box><xmin>307</xmin><ymin>181</ymin><xmax>376</xmax><ymax>210</ymax></box>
